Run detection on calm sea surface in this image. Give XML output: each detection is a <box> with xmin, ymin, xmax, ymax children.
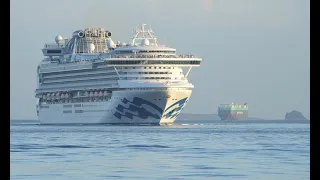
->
<box><xmin>10</xmin><ymin>120</ymin><xmax>310</xmax><ymax>180</ymax></box>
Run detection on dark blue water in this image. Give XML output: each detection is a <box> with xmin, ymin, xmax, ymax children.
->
<box><xmin>10</xmin><ymin>120</ymin><xmax>310</xmax><ymax>180</ymax></box>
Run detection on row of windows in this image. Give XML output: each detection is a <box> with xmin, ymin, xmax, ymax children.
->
<box><xmin>119</xmin><ymin>77</ymin><xmax>176</xmax><ymax>80</ymax></box>
<box><xmin>42</xmin><ymin>73</ymin><xmax>118</xmax><ymax>83</ymax></box>
<box><xmin>40</xmin><ymin>70</ymin><xmax>180</xmax><ymax>84</ymax></box>
<box><xmin>47</xmin><ymin>50</ymin><xmax>62</xmax><ymax>54</ymax></box>
<box><xmin>42</xmin><ymin>78</ymin><xmax>118</xmax><ymax>85</ymax></box>
<box><xmin>42</xmin><ymin>70</ymin><xmax>115</xmax><ymax>79</ymax></box>
<box><xmin>145</xmin><ymin>77</ymin><xmax>171</xmax><ymax>79</ymax></box>
<box><xmin>117</xmin><ymin>88</ymin><xmax>189</xmax><ymax>91</ymax></box>
<box><xmin>42</xmin><ymin>68</ymin><xmax>114</xmax><ymax>76</ymax></box>
<box><xmin>122</xmin><ymin>67</ymin><xmax>175</xmax><ymax>69</ymax></box>
<box><xmin>151</xmin><ymin>98</ymin><xmax>178</xmax><ymax>101</ymax></box>
<box><xmin>115</xmin><ymin>50</ymin><xmax>175</xmax><ymax>54</ymax></box>
<box><xmin>41</xmin><ymin>74</ymin><xmax>182</xmax><ymax>85</ymax></box>
<box><xmin>106</xmin><ymin>60</ymin><xmax>201</xmax><ymax>65</ymax></box>
<box><xmin>62</xmin><ymin>109</ymin><xmax>112</xmax><ymax>113</ymax></box>
<box><xmin>138</xmin><ymin>72</ymin><xmax>173</xmax><ymax>74</ymax></box>
<box><xmin>138</xmin><ymin>50</ymin><xmax>175</xmax><ymax>54</ymax></box>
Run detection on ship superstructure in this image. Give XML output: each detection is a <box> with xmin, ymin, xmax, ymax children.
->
<box><xmin>218</xmin><ymin>103</ymin><xmax>248</xmax><ymax>120</ymax></box>
<box><xmin>35</xmin><ymin>24</ymin><xmax>202</xmax><ymax>125</ymax></box>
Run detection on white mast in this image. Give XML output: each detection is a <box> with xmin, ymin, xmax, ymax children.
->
<box><xmin>131</xmin><ymin>23</ymin><xmax>157</xmax><ymax>45</ymax></box>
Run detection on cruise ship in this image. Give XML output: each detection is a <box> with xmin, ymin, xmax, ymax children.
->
<box><xmin>35</xmin><ymin>24</ymin><xmax>202</xmax><ymax>125</ymax></box>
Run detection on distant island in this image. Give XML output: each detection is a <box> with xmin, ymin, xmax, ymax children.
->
<box><xmin>285</xmin><ymin>110</ymin><xmax>308</xmax><ymax>120</ymax></box>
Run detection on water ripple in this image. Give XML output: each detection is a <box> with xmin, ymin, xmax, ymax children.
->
<box><xmin>10</xmin><ymin>122</ymin><xmax>310</xmax><ymax>180</ymax></box>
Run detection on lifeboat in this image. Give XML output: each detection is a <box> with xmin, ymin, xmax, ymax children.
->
<box><xmin>61</xmin><ymin>93</ymin><xmax>65</xmax><ymax>99</ymax></box>
<box><xmin>56</xmin><ymin>92</ymin><xmax>60</xmax><ymax>100</ymax></box>
<box><xmin>47</xmin><ymin>93</ymin><xmax>51</xmax><ymax>100</ymax></box>
<box><xmin>99</xmin><ymin>91</ymin><xmax>103</xmax><ymax>96</ymax></box>
<box><xmin>51</xmin><ymin>93</ymin><xmax>55</xmax><ymax>99</ymax></box>
<box><xmin>104</xmin><ymin>90</ymin><xmax>108</xmax><ymax>96</ymax></box>
<box><xmin>89</xmin><ymin>91</ymin><xmax>94</xmax><ymax>97</ymax></box>
<box><xmin>65</xmin><ymin>93</ymin><xmax>69</xmax><ymax>99</ymax></box>
<box><xmin>84</xmin><ymin>91</ymin><xmax>89</xmax><ymax>97</ymax></box>
<box><xmin>94</xmin><ymin>91</ymin><xmax>99</xmax><ymax>97</ymax></box>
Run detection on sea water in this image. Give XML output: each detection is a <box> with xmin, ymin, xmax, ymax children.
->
<box><xmin>10</xmin><ymin>120</ymin><xmax>310</xmax><ymax>180</ymax></box>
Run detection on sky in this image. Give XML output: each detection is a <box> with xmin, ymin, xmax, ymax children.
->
<box><xmin>10</xmin><ymin>0</ymin><xmax>310</xmax><ymax>120</ymax></box>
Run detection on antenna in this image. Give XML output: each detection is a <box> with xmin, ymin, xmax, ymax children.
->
<box><xmin>141</xmin><ymin>24</ymin><xmax>146</xmax><ymax>31</ymax></box>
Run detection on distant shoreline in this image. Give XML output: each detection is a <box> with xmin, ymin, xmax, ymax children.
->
<box><xmin>10</xmin><ymin>119</ymin><xmax>310</xmax><ymax>125</ymax></box>
<box><xmin>10</xmin><ymin>113</ymin><xmax>310</xmax><ymax>122</ymax></box>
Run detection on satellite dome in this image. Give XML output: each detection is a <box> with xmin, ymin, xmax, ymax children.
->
<box><xmin>55</xmin><ymin>35</ymin><xmax>63</xmax><ymax>44</ymax></box>
<box><xmin>141</xmin><ymin>39</ymin><xmax>150</xmax><ymax>46</ymax></box>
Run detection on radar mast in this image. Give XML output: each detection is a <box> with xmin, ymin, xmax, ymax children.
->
<box><xmin>131</xmin><ymin>24</ymin><xmax>157</xmax><ymax>45</ymax></box>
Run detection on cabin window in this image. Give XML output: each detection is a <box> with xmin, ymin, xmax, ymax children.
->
<box><xmin>47</xmin><ymin>50</ymin><xmax>61</xmax><ymax>53</ymax></box>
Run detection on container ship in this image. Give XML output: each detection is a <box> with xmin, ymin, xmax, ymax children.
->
<box><xmin>218</xmin><ymin>103</ymin><xmax>248</xmax><ymax>120</ymax></box>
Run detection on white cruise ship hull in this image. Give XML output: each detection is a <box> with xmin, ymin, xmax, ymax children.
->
<box><xmin>38</xmin><ymin>89</ymin><xmax>191</xmax><ymax>125</ymax></box>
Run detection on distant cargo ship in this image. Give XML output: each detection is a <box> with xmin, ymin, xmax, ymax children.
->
<box><xmin>218</xmin><ymin>103</ymin><xmax>248</xmax><ymax>120</ymax></box>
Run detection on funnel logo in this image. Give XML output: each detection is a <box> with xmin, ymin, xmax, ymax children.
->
<box><xmin>114</xmin><ymin>97</ymin><xmax>163</xmax><ymax>120</ymax></box>
<box><xmin>163</xmin><ymin>97</ymin><xmax>188</xmax><ymax>119</ymax></box>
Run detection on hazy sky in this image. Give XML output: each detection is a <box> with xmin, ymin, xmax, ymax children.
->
<box><xmin>10</xmin><ymin>0</ymin><xmax>310</xmax><ymax>120</ymax></box>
